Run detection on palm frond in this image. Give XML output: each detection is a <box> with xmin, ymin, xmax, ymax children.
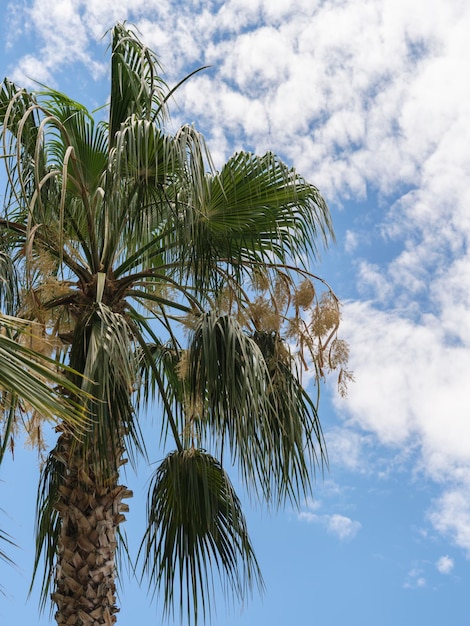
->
<box><xmin>108</xmin><ymin>23</ymin><xmax>169</xmax><ymax>142</ymax></box>
<box><xmin>0</xmin><ymin>250</ymin><xmax>18</xmax><ymax>314</ymax></box>
<box><xmin>140</xmin><ymin>448</ymin><xmax>263</xmax><ymax>624</ymax></box>
<box><xmin>69</xmin><ymin>303</ymin><xmax>144</xmax><ymax>476</ymax></box>
<box><xmin>0</xmin><ymin>506</ymin><xmax>16</xmax><ymax>569</ymax></box>
<box><xmin>32</xmin><ymin>449</ymin><xmax>64</xmax><ymax>612</ymax></box>
<box><xmin>185</xmin><ymin>311</ymin><xmax>326</xmax><ymax>506</ymax></box>
<box><xmin>167</xmin><ymin>148</ymin><xmax>333</xmax><ymax>296</ymax></box>
<box><xmin>0</xmin><ymin>514</ymin><xmax>17</xmax><ymax>597</ymax></box>
<box><xmin>0</xmin><ymin>315</ymin><xmax>89</xmax><ymax>435</ymax></box>
<box><xmin>102</xmin><ymin>118</ymin><xmax>177</xmax><ymax>270</ymax></box>
<box><xmin>209</xmin><ymin>151</ymin><xmax>334</xmax><ymax>261</ymax></box>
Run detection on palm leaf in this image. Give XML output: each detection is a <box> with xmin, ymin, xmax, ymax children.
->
<box><xmin>140</xmin><ymin>448</ymin><xmax>263</xmax><ymax>624</ymax></box>
<box><xmin>185</xmin><ymin>312</ymin><xmax>326</xmax><ymax>505</ymax></box>
<box><xmin>0</xmin><ymin>315</ymin><xmax>89</xmax><ymax>444</ymax></box>
<box><xmin>68</xmin><ymin>303</ymin><xmax>144</xmax><ymax>476</ymax></box>
<box><xmin>108</xmin><ymin>23</ymin><xmax>169</xmax><ymax>142</ymax></box>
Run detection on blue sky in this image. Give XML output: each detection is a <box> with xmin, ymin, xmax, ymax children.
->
<box><xmin>1</xmin><ymin>1</ymin><xmax>470</xmax><ymax>625</ymax></box>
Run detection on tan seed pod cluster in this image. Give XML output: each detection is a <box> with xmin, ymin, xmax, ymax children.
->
<box><xmin>249</xmin><ymin>296</ymin><xmax>281</xmax><ymax>332</ymax></box>
<box><xmin>250</xmin><ymin>267</ymin><xmax>270</xmax><ymax>292</ymax></box>
<box><xmin>310</xmin><ymin>292</ymin><xmax>340</xmax><ymax>337</ymax></box>
<box><xmin>293</xmin><ymin>279</ymin><xmax>315</xmax><ymax>310</ymax></box>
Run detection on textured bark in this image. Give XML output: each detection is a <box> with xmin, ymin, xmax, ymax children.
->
<box><xmin>52</xmin><ymin>435</ymin><xmax>132</xmax><ymax>626</ymax></box>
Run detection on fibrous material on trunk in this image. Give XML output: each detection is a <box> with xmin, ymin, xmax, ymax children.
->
<box><xmin>51</xmin><ymin>434</ymin><xmax>132</xmax><ymax>626</ymax></box>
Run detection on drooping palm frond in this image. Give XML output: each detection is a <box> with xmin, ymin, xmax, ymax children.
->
<box><xmin>0</xmin><ymin>513</ymin><xmax>17</xmax><ymax>597</ymax></box>
<box><xmin>0</xmin><ymin>80</ymin><xmax>42</xmax><ymax>217</ymax></box>
<box><xmin>32</xmin><ymin>448</ymin><xmax>65</xmax><ymax>612</ymax></box>
<box><xmin>68</xmin><ymin>301</ymin><xmax>144</xmax><ymax>475</ymax></box>
<box><xmin>140</xmin><ymin>448</ymin><xmax>263</xmax><ymax>624</ymax></box>
<box><xmin>0</xmin><ymin>250</ymin><xmax>18</xmax><ymax>314</ymax></box>
<box><xmin>184</xmin><ymin>311</ymin><xmax>326</xmax><ymax>506</ymax></box>
<box><xmin>250</xmin><ymin>329</ymin><xmax>328</xmax><ymax>505</ymax></box>
<box><xmin>0</xmin><ymin>527</ymin><xmax>15</xmax><ymax>566</ymax></box>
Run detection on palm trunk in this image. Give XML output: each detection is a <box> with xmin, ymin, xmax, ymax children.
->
<box><xmin>51</xmin><ymin>433</ymin><xmax>132</xmax><ymax>626</ymax></box>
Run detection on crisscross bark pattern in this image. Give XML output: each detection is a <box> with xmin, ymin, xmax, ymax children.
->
<box><xmin>52</xmin><ymin>436</ymin><xmax>132</xmax><ymax>626</ymax></box>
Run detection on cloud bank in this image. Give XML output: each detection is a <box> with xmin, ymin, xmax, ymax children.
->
<box><xmin>5</xmin><ymin>0</ymin><xmax>470</xmax><ymax>558</ymax></box>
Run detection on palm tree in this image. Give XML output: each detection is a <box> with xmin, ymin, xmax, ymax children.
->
<box><xmin>0</xmin><ymin>23</ymin><xmax>350</xmax><ymax>626</ymax></box>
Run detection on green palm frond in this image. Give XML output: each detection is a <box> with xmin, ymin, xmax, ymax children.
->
<box><xmin>141</xmin><ymin>448</ymin><xmax>263</xmax><ymax>624</ymax></box>
<box><xmin>167</xmin><ymin>148</ymin><xmax>334</xmax><ymax>295</ymax></box>
<box><xmin>32</xmin><ymin>449</ymin><xmax>64</xmax><ymax>611</ymax></box>
<box><xmin>185</xmin><ymin>311</ymin><xmax>326</xmax><ymax>505</ymax></box>
<box><xmin>69</xmin><ymin>302</ymin><xmax>144</xmax><ymax>474</ymax></box>
<box><xmin>0</xmin><ymin>528</ymin><xmax>15</xmax><ymax>567</ymax></box>
<box><xmin>251</xmin><ymin>329</ymin><xmax>327</xmax><ymax>505</ymax></box>
<box><xmin>210</xmin><ymin>151</ymin><xmax>333</xmax><ymax>259</ymax></box>
<box><xmin>0</xmin><ymin>513</ymin><xmax>17</xmax><ymax>596</ymax></box>
<box><xmin>0</xmin><ymin>80</ymin><xmax>42</xmax><ymax>214</ymax></box>
<box><xmin>0</xmin><ymin>78</ymin><xmax>39</xmax><ymax>157</ymax></box>
<box><xmin>109</xmin><ymin>23</ymin><xmax>169</xmax><ymax>142</ymax></box>
<box><xmin>136</xmin><ymin>337</ymin><xmax>184</xmax><ymax>437</ymax></box>
<box><xmin>103</xmin><ymin>118</ymin><xmax>178</xmax><ymax>270</ymax></box>
<box><xmin>0</xmin><ymin>250</ymin><xmax>18</xmax><ymax>314</ymax></box>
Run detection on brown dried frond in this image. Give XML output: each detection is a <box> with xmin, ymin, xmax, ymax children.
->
<box><xmin>293</xmin><ymin>279</ymin><xmax>315</xmax><ymax>310</ymax></box>
<box><xmin>310</xmin><ymin>292</ymin><xmax>340</xmax><ymax>337</ymax></box>
<box><xmin>234</xmin><ymin>304</ymin><xmax>250</xmax><ymax>328</ymax></box>
<box><xmin>19</xmin><ymin>277</ymin><xmax>73</xmax><ymax>332</ymax></box>
<box><xmin>286</xmin><ymin>316</ymin><xmax>303</xmax><ymax>342</ymax></box>
<box><xmin>36</xmin><ymin>280</ymin><xmax>72</xmax><ymax>304</ymax></box>
<box><xmin>18</xmin><ymin>321</ymin><xmax>60</xmax><ymax>357</ymax></box>
<box><xmin>182</xmin><ymin>396</ymin><xmax>204</xmax><ymax>423</ymax></box>
<box><xmin>30</xmin><ymin>246</ymin><xmax>58</xmax><ymax>277</ymax></box>
<box><xmin>179</xmin><ymin>311</ymin><xmax>201</xmax><ymax>333</ymax></box>
<box><xmin>215</xmin><ymin>285</ymin><xmax>234</xmax><ymax>315</ymax></box>
<box><xmin>139</xmin><ymin>280</ymin><xmax>170</xmax><ymax>314</ymax></box>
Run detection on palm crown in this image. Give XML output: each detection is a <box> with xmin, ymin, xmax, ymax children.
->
<box><xmin>0</xmin><ymin>23</ymin><xmax>350</xmax><ymax>625</ymax></box>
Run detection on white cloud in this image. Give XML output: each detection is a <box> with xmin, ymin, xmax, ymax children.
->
<box><xmin>335</xmin><ymin>300</ymin><xmax>470</xmax><ymax>551</ymax></box>
<box><xmin>436</xmin><ymin>555</ymin><xmax>454</xmax><ymax>575</ymax></box>
<box><xmin>324</xmin><ymin>428</ymin><xmax>371</xmax><ymax>473</ymax></box>
<box><xmin>404</xmin><ymin>568</ymin><xmax>427</xmax><ymax>589</ymax></box>
<box><xmin>429</xmin><ymin>492</ymin><xmax>470</xmax><ymax>556</ymax></box>
<box><xmin>298</xmin><ymin>511</ymin><xmax>361</xmax><ymax>541</ymax></box>
<box><xmin>326</xmin><ymin>514</ymin><xmax>362</xmax><ymax>541</ymax></box>
<box><xmin>298</xmin><ymin>499</ymin><xmax>361</xmax><ymax>541</ymax></box>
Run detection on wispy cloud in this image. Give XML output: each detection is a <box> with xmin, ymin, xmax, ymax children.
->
<box><xmin>404</xmin><ymin>567</ymin><xmax>427</xmax><ymax>590</ymax></box>
<box><xmin>298</xmin><ymin>510</ymin><xmax>362</xmax><ymax>541</ymax></box>
<box><xmin>436</xmin><ymin>555</ymin><xmax>454</xmax><ymax>575</ymax></box>
<box><xmin>298</xmin><ymin>497</ymin><xmax>361</xmax><ymax>542</ymax></box>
